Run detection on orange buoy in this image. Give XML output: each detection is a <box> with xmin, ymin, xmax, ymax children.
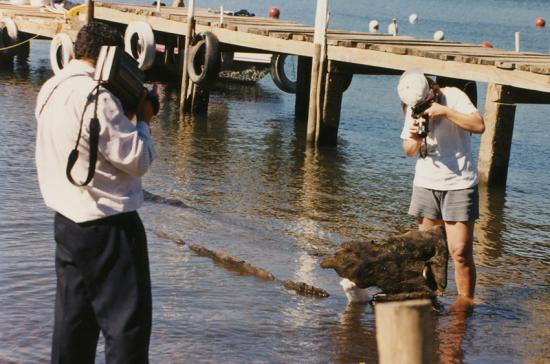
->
<box><xmin>535</xmin><ymin>18</ymin><xmax>545</xmax><ymax>27</ymax></box>
<box><xmin>481</xmin><ymin>41</ymin><xmax>493</xmax><ymax>48</ymax></box>
<box><xmin>268</xmin><ymin>7</ymin><xmax>280</xmax><ymax>19</ymax></box>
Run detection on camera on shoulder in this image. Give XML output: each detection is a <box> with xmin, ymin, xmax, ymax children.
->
<box><xmin>94</xmin><ymin>46</ymin><xmax>159</xmax><ymax>115</ymax></box>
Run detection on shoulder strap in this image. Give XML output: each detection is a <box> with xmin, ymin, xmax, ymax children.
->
<box><xmin>66</xmin><ymin>83</ymin><xmax>103</xmax><ymax>187</ymax></box>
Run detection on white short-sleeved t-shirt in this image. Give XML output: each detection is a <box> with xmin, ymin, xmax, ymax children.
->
<box><xmin>400</xmin><ymin>87</ymin><xmax>479</xmax><ymax>191</ymax></box>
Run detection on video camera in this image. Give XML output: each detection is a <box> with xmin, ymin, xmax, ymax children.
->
<box><xmin>94</xmin><ymin>46</ymin><xmax>159</xmax><ymax>115</ymax></box>
<box><xmin>410</xmin><ymin>98</ymin><xmax>433</xmax><ymax>138</ymax></box>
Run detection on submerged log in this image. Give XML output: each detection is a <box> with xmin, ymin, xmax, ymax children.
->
<box><xmin>282</xmin><ymin>280</ymin><xmax>330</xmax><ymax>298</ymax></box>
<box><xmin>320</xmin><ymin>226</ymin><xmax>448</xmax><ymax>297</ymax></box>
<box><xmin>155</xmin><ymin>229</ymin><xmax>330</xmax><ymax>298</ymax></box>
<box><xmin>188</xmin><ymin>244</ymin><xmax>276</xmax><ymax>281</ymax></box>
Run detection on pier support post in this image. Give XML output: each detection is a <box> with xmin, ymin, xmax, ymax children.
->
<box><xmin>295</xmin><ymin>56</ymin><xmax>311</xmax><ymax>120</ymax></box>
<box><xmin>306</xmin><ymin>0</ymin><xmax>328</xmax><ymax>144</ymax></box>
<box><xmin>375</xmin><ymin>299</ymin><xmax>434</xmax><ymax>364</ymax></box>
<box><xmin>190</xmin><ymin>83</ymin><xmax>210</xmax><ymax>114</ymax></box>
<box><xmin>478</xmin><ymin>84</ymin><xmax>517</xmax><ymax>186</ymax></box>
<box><xmin>179</xmin><ymin>0</ymin><xmax>195</xmax><ymax>114</ymax></box>
<box><xmin>316</xmin><ymin>61</ymin><xmax>351</xmax><ymax>145</ymax></box>
<box><xmin>85</xmin><ymin>0</ymin><xmax>94</xmax><ymax>23</ymax></box>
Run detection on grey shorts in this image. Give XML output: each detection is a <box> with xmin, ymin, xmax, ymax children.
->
<box><xmin>408</xmin><ymin>185</ymin><xmax>479</xmax><ymax>221</ymax></box>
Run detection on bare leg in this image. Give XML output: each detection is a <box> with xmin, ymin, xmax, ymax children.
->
<box><xmin>445</xmin><ymin>220</ymin><xmax>476</xmax><ymax>311</ymax></box>
<box><xmin>418</xmin><ymin>216</ymin><xmax>444</xmax><ymax>231</ymax></box>
<box><xmin>419</xmin><ymin>218</ymin><xmax>476</xmax><ymax>311</ymax></box>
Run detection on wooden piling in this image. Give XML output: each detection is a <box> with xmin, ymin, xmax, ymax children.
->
<box><xmin>375</xmin><ymin>299</ymin><xmax>434</xmax><ymax>364</ymax></box>
<box><xmin>295</xmin><ymin>56</ymin><xmax>311</xmax><ymax>120</ymax></box>
<box><xmin>306</xmin><ymin>0</ymin><xmax>328</xmax><ymax>144</ymax></box>
<box><xmin>478</xmin><ymin>83</ymin><xmax>517</xmax><ymax>186</ymax></box>
<box><xmin>316</xmin><ymin>61</ymin><xmax>350</xmax><ymax>145</ymax></box>
<box><xmin>190</xmin><ymin>83</ymin><xmax>209</xmax><ymax>114</ymax></box>
<box><xmin>85</xmin><ymin>0</ymin><xmax>94</xmax><ymax>23</ymax></box>
<box><xmin>179</xmin><ymin>0</ymin><xmax>195</xmax><ymax>114</ymax></box>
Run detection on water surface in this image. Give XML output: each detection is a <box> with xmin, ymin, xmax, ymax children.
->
<box><xmin>1</xmin><ymin>0</ymin><xmax>549</xmax><ymax>363</ymax></box>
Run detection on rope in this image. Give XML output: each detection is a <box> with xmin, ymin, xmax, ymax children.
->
<box><xmin>0</xmin><ymin>34</ymin><xmax>39</xmax><ymax>52</ymax></box>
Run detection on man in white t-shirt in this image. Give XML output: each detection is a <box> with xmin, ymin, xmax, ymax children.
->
<box><xmin>398</xmin><ymin>69</ymin><xmax>485</xmax><ymax>311</ymax></box>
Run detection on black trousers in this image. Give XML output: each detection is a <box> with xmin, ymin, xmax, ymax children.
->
<box><xmin>52</xmin><ymin>211</ymin><xmax>152</xmax><ymax>364</ymax></box>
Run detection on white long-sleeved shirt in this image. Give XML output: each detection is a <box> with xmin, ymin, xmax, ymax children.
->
<box><xmin>35</xmin><ymin>59</ymin><xmax>155</xmax><ymax>223</ymax></box>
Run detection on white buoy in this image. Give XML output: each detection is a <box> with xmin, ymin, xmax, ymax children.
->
<box><xmin>369</xmin><ymin>19</ymin><xmax>379</xmax><ymax>32</ymax></box>
<box><xmin>409</xmin><ymin>13</ymin><xmax>418</xmax><ymax>24</ymax></box>
<box><xmin>388</xmin><ymin>18</ymin><xmax>398</xmax><ymax>36</ymax></box>
<box><xmin>433</xmin><ymin>30</ymin><xmax>445</xmax><ymax>40</ymax></box>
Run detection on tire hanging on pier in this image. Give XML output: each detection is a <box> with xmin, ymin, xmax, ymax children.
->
<box><xmin>270</xmin><ymin>53</ymin><xmax>297</xmax><ymax>94</ymax></box>
<box><xmin>0</xmin><ymin>17</ymin><xmax>19</xmax><ymax>58</ymax></box>
<box><xmin>270</xmin><ymin>53</ymin><xmax>353</xmax><ymax>94</ymax></box>
<box><xmin>49</xmin><ymin>32</ymin><xmax>74</xmax><ymax>74</ymax></box>
<box><xmin>124</xmin><ymin>21</ymin><xmax>156</xmax><ymax>71</ymax></box>
<box><xmin>187</xmin><ymin>31</ymin><xmax>221</xmax><ymax>87</ymax></box>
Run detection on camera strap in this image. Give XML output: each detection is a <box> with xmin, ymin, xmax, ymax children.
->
<box><xmin>66</xmin><ymin>83</ymin><xmax>102</xmax><ymax>187</ymax></box>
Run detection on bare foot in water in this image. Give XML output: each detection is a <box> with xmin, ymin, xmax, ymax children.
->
<box><xmin>448</xmin><ymin>295</ymin><xmax>475</xmax><ymax>313</ymax></box>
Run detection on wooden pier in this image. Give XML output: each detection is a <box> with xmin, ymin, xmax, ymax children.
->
<box><xmin>1</xmin><ymin>1</ymin><xmax>549</xmax><ymax>186</ymax></box>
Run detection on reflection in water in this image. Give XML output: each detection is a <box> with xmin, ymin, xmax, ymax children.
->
<box><xmin>331</xmin><ymin>303</ymin><xmax>377</xmax><ymax>363</ymax></box>
<box><xmin>475</xmin><ymin>184</ymin><xmax>507</xmax><ymax>268</ymax></box>
<box><xmin>434</xmin><ymin>311</ymin><xmax>470</xmax><ymax>364</ymax></box>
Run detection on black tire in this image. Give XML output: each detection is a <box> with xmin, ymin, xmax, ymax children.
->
<box><xmin>270</xmin><ymin>54</ymin><xmax>353</xmax><ymax>94</ymax></box>
<box><xmin>187</xmin><ymin>31</ymin><xmax>221</xmax><ymax>87</ymax></box>
<box><xmin>270</xmin><ymin>53</ymin><xmax>297</xmax><ymax>94</ymax></box>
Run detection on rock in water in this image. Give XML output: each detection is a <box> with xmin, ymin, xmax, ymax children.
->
<box><xmin>320</xmin><ymin>226</ymin><xmax>448</xmax><ymax>296</ymax></box>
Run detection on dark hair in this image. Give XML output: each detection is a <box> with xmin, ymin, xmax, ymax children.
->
<box><xmin>74</xmin><ymin>22</ymin><xmax>124</xmax><ymax>62</ymax></box>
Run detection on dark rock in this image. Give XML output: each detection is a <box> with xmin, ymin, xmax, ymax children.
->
<box><xmin>320</xmin><ymin>226</ymin><xmax>448</xmax><ymax>296</ymax></box>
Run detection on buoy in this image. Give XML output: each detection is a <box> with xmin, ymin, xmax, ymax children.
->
<box><xmin>388</xmin><ymin>18</ymin><xmax>398</xmax><ymax>36</ymax></box>
<box><xmin>433</xmin><ymin>30</ymin><xmax>445</xmax><ymax>41</ymax></box>
<box><xmin>535</xmin><ymin>18</ymin><xmax>545</xmax><ymax>27</ymax></box>
<box><xmin>369</xmin><ymin>19</ymin><xmax>379</xmax><ymax>32</ymax></box>
<box><xmin>481</xmin><ymin>41</ymin><xmax>493</xmax><ymax>48</ymax></box>
<box><xmin>268</xmin><ymin>7</ymin><xmax>280</xmax><ymax>19</ymax></box>
<box><xmin>409</xmin><ymin>14</ymin><xmax>418</xmax><ymax>24</ymax></box>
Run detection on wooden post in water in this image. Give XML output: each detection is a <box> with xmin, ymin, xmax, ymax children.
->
<box><xmin>375</xmin><ymin>299</ymin><xmax>434</xmax><ymax>364</ymax></box>
<box><xmin>295</xmin><ymin>56</ymin><xmax>312</xmax><ymax>120</ymax></box>
<box><xmin>190</xmin><ymin>84</ymin><xmax>209</xmax><ymax>114</ymax></box>
<box><xmin>85</xmin><ymin>0</ymin><xmax>94</xmax><ymax>24</ymax></box>
<box><xmin>316</xmin><ymin>61</ymin><xmax>352</xmax><ymax>145</ymax></box>
<box><xmin>478</xmin><ymin>83</ymin><xmax>517</xmax><ymax>186</ymax></box>
<box><xmin>179</xmin><ymin>0</ymin><xmax>195</xmax><ymax>114</ymax></box>
<box><xmin>306</xmin><ymin>0</ymin><xmax>328</xmax><ymax>144</ymax></box>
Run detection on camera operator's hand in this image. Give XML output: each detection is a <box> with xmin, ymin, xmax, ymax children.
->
<box><xmin>137</xmin><ymin>96</ymin><xmax>154</xmax><ymax>125</ymax></box>
<box><xmin>425</xmin><ymin>102</ymin><xmax>448</xmax><ymax>120</ymax></box>
<box><xmin>407</xmin><ymin>123</ymin><xmax>423</xmax><ymax>140</ymax></box>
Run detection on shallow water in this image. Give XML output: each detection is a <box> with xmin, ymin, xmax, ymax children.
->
<box><xmin>1</xmin><ymin>0</ymin><xmax>549</xmax><ymax>363</ymax></box>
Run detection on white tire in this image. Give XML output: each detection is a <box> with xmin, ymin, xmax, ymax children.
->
<box><xmin>0</xmin><ymin>18</ymin><xmax>18</xmax><ymax>57</ymax></box>
<box><xmin>49</xmin><ymin>32</ymin><xmax>74</xmax><ymax>74</ymax></box>
<box><xmin>124</xmin><ymin>21</ymin><xmax>155</xmax><ymax>71</ymax></box>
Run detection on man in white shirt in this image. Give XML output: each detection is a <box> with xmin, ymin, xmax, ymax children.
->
<box><xmin>35</xmin><ymin>22</ymin><xmax>156</xmax><ymax>363</ymax></box>
<box><xmin>398</xmin><ymin>70</ymin><xmax>485</xmax><ymax>312</ymax></box>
